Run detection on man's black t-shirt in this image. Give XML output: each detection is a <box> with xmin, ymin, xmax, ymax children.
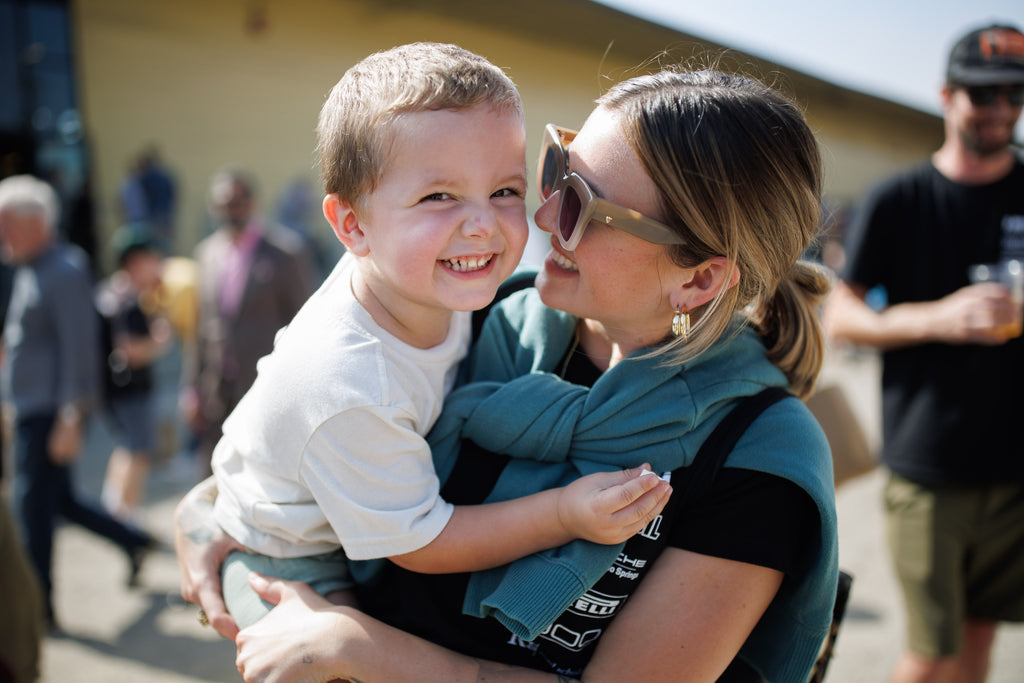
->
<box><xmin>842</xmin><ymin>160</ymin><xmax>1024</xmax><ymax>484</ymax></box>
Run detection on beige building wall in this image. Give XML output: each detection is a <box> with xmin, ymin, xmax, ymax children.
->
<box><xmin>808</xmin><ymin>91</ymin><xmax>944</xmax><ymax>207</ymax></box>
<box><xmin>71</xmin><ymin>0</ymin><xmax>942</xmax><ymax>271</ymax></box>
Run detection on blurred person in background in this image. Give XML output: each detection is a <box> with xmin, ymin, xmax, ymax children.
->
<box><xmin>275</xmin><ymin>176</ymin><xmax>341</xmax><ymax>283</ymax></box>
<box><xmin>1</xmin><ymin>256</ymin><xmax>39</xmax><ymax>678</ymax></box>
<box><xmin>136</xmin><ymin>147</ymin><xmax>177</xmax><ymax>251</ymax></box>
<box><xmin>96</xmin><ymin>222</ymin><xmax>173</xmax><ymax>524</ymax></box>
<box><xmin>117</xmin><ymin>157</ymin><xmax>148</xmax><ymax>227</ymax></box>
<box><xmin>0</xmin><ymin>498</ymin><xmax>42</xmax><ymax>683</ymax></box>
<box><xmin>0</xmin><ymin>175</ymin><xmax>154</xmax><ymax>632</ymax></box>
<box><xmin>118</xmin><ymin>147</ymin><xmax>178</xmax><ymax>253</ymax></box>
<box><xmin>825</xmin><ymin>24</ymin><xmax>1024</xmax><ymax>683</ymax></box>
<box><xmin>182</xmin><ymin>169</ymin><xmax>314</xmax><ymax>478</ymax></box>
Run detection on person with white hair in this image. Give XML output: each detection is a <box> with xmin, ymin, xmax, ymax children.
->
<box><xmin>0</xmin><ymin>174</ymin><xmax>153</xmax><ymax>632</ymax></box>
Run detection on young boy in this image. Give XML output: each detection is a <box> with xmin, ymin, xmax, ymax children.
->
<box><xmin>211</xmin><ymin>43</ymin><xmax>670</xmax><ymax>628</ymax></box>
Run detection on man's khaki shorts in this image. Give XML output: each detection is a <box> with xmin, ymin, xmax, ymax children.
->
<box><xmin>884</xmin><ymin>473</ymin><xmax>1024</xmax><ymax>658</ymax></box>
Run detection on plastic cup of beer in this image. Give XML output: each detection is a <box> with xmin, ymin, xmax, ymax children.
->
<box><xmin>968</xmin><ymin>259</ymin><xmax>1024</xmax><ymax>339</ymax></box>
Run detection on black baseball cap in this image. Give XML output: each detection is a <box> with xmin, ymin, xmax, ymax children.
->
<box><xmin>947</xmin><ymin>24</ymin><xmax>1024</xmax><ymax>86</ymax></box>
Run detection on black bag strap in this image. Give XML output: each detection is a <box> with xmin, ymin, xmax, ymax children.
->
<box><xmin>683</xmin><ymin>386</ymin><xmax>792</xmax><ymax>497</ymax></box>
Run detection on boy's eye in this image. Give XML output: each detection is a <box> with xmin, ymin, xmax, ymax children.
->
<box><xmin>421</xmin><ymin>192</ymin><xmax>453</xmax><ymax>202</ymax></box>
<box><xmin>492</xmin><ymin>187</ymin><xmax>523</xmax><ymax>199</ymax></box>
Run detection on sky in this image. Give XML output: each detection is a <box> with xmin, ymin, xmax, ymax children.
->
<box><xmin>595</xmin><ymin>0</ymin><xmax>1024</xmax><ymax>137</ymax></box>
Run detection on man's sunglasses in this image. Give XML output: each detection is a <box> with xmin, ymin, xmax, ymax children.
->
<box><xmin>537</xmin><ymin>124</ymin><xmax>686</xmax><ymax>251</ymax></box>
<box><xmin>961</xmin><ymin>84</ymin><xmax>1024</xmax><ymax>108</ymax></box>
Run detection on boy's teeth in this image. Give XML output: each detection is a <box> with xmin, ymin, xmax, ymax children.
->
<box><xmin>444</xmin><ymin>255</ymin><xmax>492</xmax><ymax>272</ymax></box>
<box><xmin>552</xmin><ymin>250</ymin><xmax>578</xmax><ymax>272</ymax></box>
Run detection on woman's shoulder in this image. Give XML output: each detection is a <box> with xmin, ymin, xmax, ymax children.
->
<box><xmin>739</xmin><ymin>394</ymin><xmax>829</xmax><ymax>457</ymax></box>
<box><xmin>728</xmin><ymin>394</ymin><xmax>834</xmax><ymax>505</ymax></box>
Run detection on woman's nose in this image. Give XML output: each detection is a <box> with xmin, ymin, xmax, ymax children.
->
<box><xmin>533</xmin><ymin>192</ymin><xmax>559</xmax><ymax>235</ymax></box>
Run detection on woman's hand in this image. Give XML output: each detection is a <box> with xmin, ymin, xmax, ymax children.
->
<box><xmin>173</xmin><ymin>476</ymin><xmax>245</xmax><ymax>639</ymax></box>
<box><xmin>236</xmin><ymin>550</ymin><xmax>776</xmax><ymax>683</ymax></box>
<box><xmin>237</xmin><ymin>575</ymin><xmax>561</xmax><ymax>683</ymax></box>
<box><xmin>235</xmin><ymin>575</ymin><xmax>348</xmax><ymax>683</ymax></box>
<box><xmin>558</xmin><ymin>465</ymin><xmax>672</xmax><ymax>545</ymax></box>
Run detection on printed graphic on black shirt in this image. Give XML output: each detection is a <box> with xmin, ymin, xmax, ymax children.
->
<box><xmin>503</xmin><ymin>472</ymin><xmax>674</xmax><ymax>677</ymax></box>
<box><xmin>1000</xmin><ymin>213</ymin><xmax>1024</xmax><ymax>261</ymax></box>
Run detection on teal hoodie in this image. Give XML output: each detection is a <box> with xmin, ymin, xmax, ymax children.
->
<box><xmin>427</xmin><ymin>288</ymin><xmax>839</xmax><ymax>682</ymax></box>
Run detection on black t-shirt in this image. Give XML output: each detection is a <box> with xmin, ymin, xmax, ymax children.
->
<box><xmin>97</xmin><ymin>287</ymin><xmax>154</xmax><ymax>397</ymax></box>
<box><xmin>842</xmin><ymin>160</ymin><xmax>1024</xmax><ymax>484</ymax></box>
<box><xmin>356</xmin><ymin>341</ymin><xmax>818</xmax><ymax>678</ymax></box>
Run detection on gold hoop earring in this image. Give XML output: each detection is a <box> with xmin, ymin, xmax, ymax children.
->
<box><xmin>672</xmin><ymin>306</ymin><xmax>690</xmax><ymax>341</ymax></box>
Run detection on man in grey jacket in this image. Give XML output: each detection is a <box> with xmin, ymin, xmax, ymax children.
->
<box><xmin>0</xmin><ymin>174</ymin><xmax>152</xmax><ymax>632</ymax></box>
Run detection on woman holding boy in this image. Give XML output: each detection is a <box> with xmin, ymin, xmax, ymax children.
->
<box><xmin>179</xmin><ymin>48</ymin><xmax>838</xmax><ymax>682</ymax></box>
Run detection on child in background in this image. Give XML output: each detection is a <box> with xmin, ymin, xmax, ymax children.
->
<box><xmin>97</xmin><ymin>222</ymin><xmax>172</xmax><ymax>526</ymax></box>
<box><xmin>210</xmin><ymin>42</ymin><xmax>671</xmax><ymax>628</ymax></box>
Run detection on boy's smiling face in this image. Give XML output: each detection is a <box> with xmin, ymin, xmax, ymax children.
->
<box><xmin>326</xmin><ymin>103</ymin><xmax>529</xmax><ymax>347</ymax></box>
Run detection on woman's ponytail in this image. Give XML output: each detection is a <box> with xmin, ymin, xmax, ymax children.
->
<box><xmin>755</xmin><ymin>261</ymin><xmax>833</xmax><ymax>399</ymax></box>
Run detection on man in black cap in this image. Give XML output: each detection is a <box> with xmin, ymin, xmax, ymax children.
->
<box><xmin>825</xmin><ymin>23</ymin><xmax>1024</xmax><ymax>683</ymax></box>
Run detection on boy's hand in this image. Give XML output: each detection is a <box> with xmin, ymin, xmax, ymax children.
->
<box><xmin>558</xmin><ymin>465</ymin><xmax>672</xmax><ymax>545</ymax></box>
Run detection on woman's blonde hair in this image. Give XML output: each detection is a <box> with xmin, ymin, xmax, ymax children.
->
<box><xmin>597</xmin><ymin>69</ymin><xmax>831</xmax><ymax>398</ymax></box>
<box><xmin>317</xmin><ymin>42</ymin><xmax>523</xmax><ymax>208</ymax></box>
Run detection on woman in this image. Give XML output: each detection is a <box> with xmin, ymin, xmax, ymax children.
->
<box><xmin>176</xmin><ymin>67</ymin><xmax>838</xmax><ymax>682</ymax></box>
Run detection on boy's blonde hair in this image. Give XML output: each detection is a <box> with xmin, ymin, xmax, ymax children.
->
<box><xmin>317</xmin><ymin>42</ymin><xmax>523</xmax><ymax>207</ymax></box>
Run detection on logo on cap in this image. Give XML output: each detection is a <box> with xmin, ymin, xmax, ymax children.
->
<box><xmin>978</xmin><ymin>27</ymin><xmax>1024</xmax><ymax>60</ymax></box>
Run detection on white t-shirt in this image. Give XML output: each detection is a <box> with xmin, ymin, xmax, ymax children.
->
<box><xmin>212</xmin><ymin>253</ymin><xmax>467</xmax><ymax>560</ymax></box>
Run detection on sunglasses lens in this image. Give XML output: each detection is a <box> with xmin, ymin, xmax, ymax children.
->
<box><xmin>967</xmin><ymin>87</ymin><xmax>997</xmax><ymax>106</ymax></box>
<box><xmin>540</xmin><ymin>145</ymin><xmax>560</xmax><ymax>200</ymax></box>
<box><xmin>559</xmin><ymin>185</ymin><xmax>581</xmax><ymax>244</ymax></box>
<box><xmin>966</xmin><ymin>85</ymin><xmax>1024</xmax><ymax>107</ymax></box>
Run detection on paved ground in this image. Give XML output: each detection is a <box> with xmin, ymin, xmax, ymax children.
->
<box><xmin>25</xmin><ymin>348</ymin><xmax>1024</xmax><ymax>682</ymax></box>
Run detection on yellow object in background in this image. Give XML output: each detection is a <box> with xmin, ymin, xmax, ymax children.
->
<box><xmin>142</xmin><ymin>256</ymin><xmax>199</xmax><ymax>343</ymax></box>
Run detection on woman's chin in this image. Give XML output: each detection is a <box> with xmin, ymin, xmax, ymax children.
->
<box><xmin>536</xmin><ymin>261</ymin><xmax>576</xmax><ymax>310</ymax></box>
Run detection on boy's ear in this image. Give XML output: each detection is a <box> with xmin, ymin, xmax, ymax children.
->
<box><xmin>323</xmin><ymin>194</ymin><xmax>369</xmax><ymax>256</ymax></box>
<box><xmin>674</xmin><ymin>257</ymin><xmax>741</xmax><ymax>310</ymax></box>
